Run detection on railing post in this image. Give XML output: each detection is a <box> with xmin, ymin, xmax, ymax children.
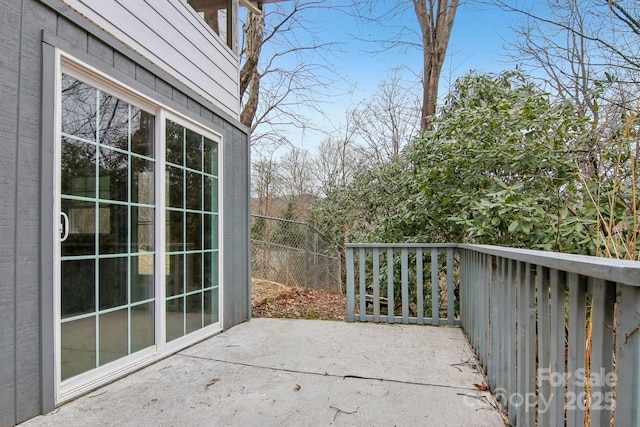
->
<box><xmin>346</xmin><ymin>246</ymin><xmax>354</xmax><ymax>322</ymax></box>
<box><xmin>614</xmin><ymin>283</ymin><xmax>640</xmax><ymax>426</ymax></box>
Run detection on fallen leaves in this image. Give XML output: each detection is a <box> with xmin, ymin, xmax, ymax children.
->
<box><xmin>252</xmin><ymin>279</ymin><xmax>346</xmax><ymax>321</ymax></box>
<box><xmin>473</xmin><ymin>383</ymin><xmax>488</xmax><ymax>391</ymax></box>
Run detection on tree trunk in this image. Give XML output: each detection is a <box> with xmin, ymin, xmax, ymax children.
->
<box><xmin>240</xmin><ymin>10</ymin><xmax>264</xmax><ymax>128</ymax></box>
<box><xmin>412</xmin><ymin>0</ymin><xmax>459</xmax><ymax>132</ymax></box>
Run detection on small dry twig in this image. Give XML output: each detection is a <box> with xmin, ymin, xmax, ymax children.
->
<box><xmin>329</xmin><ymin>404</ymin><xmax>359</xmax><ymax>421</ymax></box>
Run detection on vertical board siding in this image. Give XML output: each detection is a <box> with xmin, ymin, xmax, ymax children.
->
<box><xmin>61</xmin><ymin>0</ymin><xmax>239</xmax><ymax>118</ymax></box>
<box><xmin>0</xmin><ymin>0</ymin><xmax>21</xmax><ymax>423</ymax></box>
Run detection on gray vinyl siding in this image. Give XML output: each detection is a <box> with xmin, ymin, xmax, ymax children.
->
<box><xmin>61</xmin><ymin>0</ymin><xmax>240</xmax><ymax>118</ymax></box>
<box><xmin>1</xmin><ymin>1</ymin><xmax>250</xmax><ymax>425</ymax></box>
<box><xmin>0</xmin><ymin>1</ymin><xmax>20</xmax><ymax>424</ymax></box>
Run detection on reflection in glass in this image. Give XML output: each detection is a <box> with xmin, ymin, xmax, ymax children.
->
<box><xmin>186</xmin><ymin>212</ymin><xmax>202</xmax><ymax>251</ymax></box>
<box><xmin>204</xmin><ymin>288</ymin><xmax>219</xmax><ymax>326</ymax></box>
<box><xmin>98</xmin><ymin>203</ymin><xmax>128</xmax><ymax>254</ymax></box>
<box><xmin>185</xmin><ymin>129</ymin><xmax>202</xmax><ymax>171</ymax></box>
<box><xmin>61</xmin><ymin>75</ymin><xmax>97</xmax><ymax>141</ymax></box>
<box><xmin>186</xmin><ymin>253</ymin><xmax>202</xmax><ymax>292</ymax></box>
<box><xmin>61</xmin><ymin>138</ymin><xmax>97</xmax><ymax>198</ymax></box>
<box><xmin>61</xmin><ymin>317</ymin><xmax>96</xmax><ymax>381</ymax></box>
<box><xmin>132</xmin><ymin>206</ymin><xmax>154</xmax><ymax>252</ymax></box>
<box><xmin>99</xmin><ymin>94</ymin><xmax>129</xmax><ymax>150</ymax></box>
<box><xmin>166</xmin><ymin>210</ymin><xmax>184</xmax><ymax>251</ymax></box>
<box><xmin>99</xmin><ymin>146</ymin><xmax>128</xmax><ymax>202</ymax></box>
<box><xmin>166</xmin><ymin>254</ymin><xmax>184</xmax><ymax>296</ymax></box>
<box><xmin>61</xmin><ymin>259</ymin><xmax>95</xmax><ymax>317</ymax></box>
<box><xmin>203</xmin><ymin>137</ymin><xmax>217</xmax><ymax>176</ymax></box>
<box><xmin>186</xmin><ymin>293</ymin><xmax>202</xmax><ymax>334</ymax></box>
<box><xmin>131</xmin><ymin>302</ymin><xmax>154</xmax><ymax>352</ymax></box>
<box><xmin>131</xmin><ymin>109</ymin><xmax>154</xmax><ymax>157</ymax></box>
<box><xmin>166</xmin><ymin>299</ymin><xmax>184</xmax><ymax>342</ymax></box>
<box><xmin>185</xmin><ymin>171</ymin><xmax>201</xmax><ymax>211</ymax></box>
<box><xmin>203</xmin><ymin>177</ymin><xmax>218</xmax><ymax>212</ymax></box>
<box><xmin>165</xmin><ymin>120</ymin><xmax>184</xmax><ymax>165</ymax></box>
<box><xmin>99</xmin><ymin>309</ymin><xmax>128</xmax><ymax>365</ymax></box>
<box><xmin>203</xmin><ymin>251</ymin><xmax>218</xmax><ymax>289</ymax></box>
<box><xmin>166</xmin><ymin>165</ymin><xmax>183</xmax><ymax>208</ymax></box>
<box><xmin>132</xmin><ymin>158</ymin><xmax>154</xmax><ymax>204</ymax></box>
<box><xmin>61</xmin><ymin>199</ymin><xmax>96</xmax><ymax>256</ymax></box>
<box><xmin>99</xmin><ymin>257</ymin><xmax>128</xmax><ymax>310</ymax></box>
<box><xmin>203</xmin><ymin>214</ymin><xmax>217</xmax><ymax>251</ymax></box>
<box><xmin>131</xmin><ymin>255</ymin><xmax>154</xmax><ymax>303</ymax></box>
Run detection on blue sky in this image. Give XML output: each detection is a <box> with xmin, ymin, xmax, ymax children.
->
<box><xmin>258</xmin><ymin>1</ymin><xmax>531</xmax><ymax>155</ymax></box>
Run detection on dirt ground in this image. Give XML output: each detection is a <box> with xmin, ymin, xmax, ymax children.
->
<box><xmin>251</xmin><ymin>278</ymin><xmax>346</xmax><ymax>321</ymax></box>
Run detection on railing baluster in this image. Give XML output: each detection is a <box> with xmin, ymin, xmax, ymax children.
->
<box><xmin>549</xmin><ymin>268</ymin><xmax>565</xmax><ymax>426</ymax></box>
<box><xmin>401</xmin><ymin>248</ymin><xmax>409</xmax><ymax>323</ymax></box>
<box><xmin>567</xmin><ymin>272</ymin><xmax>586</xmax><ymax>427</ymax></box>
<box><xmin>358</xmin><ymin>247</ymin><xmax>366</xmax><ymax>322</ymax></box>
<box><xmin>447</xmin><ymin>248</ymin><xmax>454</xmax><ymax>325</ymax></box>
<box><xmin>431</xmin><ymin>248</ymin><xmax>439</xmax><ymax>326</ymax></box>
<box><xmin>489</xmin><ymin>256</ymin><xmax>499</xmax><ymax>391</ymax></box>
<box><xmin>537</xmin><ymin>265</ymin><xmax>551</xmax><ymax>426</ymax></box>
<box><xmin>516</xmin><ymin>261</ymin><xmax>526</xmax><ymax>425</ymax></box>
<box><xmin>387</xmin><ymin>248</ymin><xmax>394</xmax><ymax>324</ymax></box>
<box><xmin>506</xmin><ymin>259</ymin><xmax>516</xmax><ymax>426</ymax></box>
<box><xmin>590</xmin><ymin>278</ymin><xmax>615</xmax><ymax>427</ymax></box>
<box><xmin>416</xmin><ymin>248</ymin><xmax>424</xmax><ymax>325</ymax></box>
<box><xmin>372</xmin><ymin>248</ymin><xmax>380</xmax><ymax>323</ymax></box>
<box><xmin>523</xmin><ymin>262</ymin><xmax>536</xmax><ymax>427</ymax></box>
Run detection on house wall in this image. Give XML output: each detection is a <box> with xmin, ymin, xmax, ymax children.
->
<box><xmin>61</xmin><ymin>0</ymin><xmax>241</xmax><ymax>118</ymax></box>
<box><xmin>0</xmin><ymin>1</ymin><xmax>250</xmax><ymax>426</ymax></box>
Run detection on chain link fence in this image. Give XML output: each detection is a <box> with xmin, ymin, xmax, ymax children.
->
<box><xmin>250</xmin><ymin>214</ymin><xmax>342</xmax><ymax>293</ymax></box>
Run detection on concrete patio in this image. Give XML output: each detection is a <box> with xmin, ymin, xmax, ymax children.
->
<box><xmin>21</xmin><ymin>318</ymin><xmax>504</xmax><ymax>426</ymax></box>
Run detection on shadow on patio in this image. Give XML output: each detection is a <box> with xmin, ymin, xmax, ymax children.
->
<box><xmin>21</xmin><ymin>318</ymin><xmax>503</xmax><ymax>427</ymax></box>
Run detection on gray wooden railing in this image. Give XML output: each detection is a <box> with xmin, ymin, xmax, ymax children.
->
<box><xmin>346</xmin><ymin>243</ymin><xmax>640</xmax><ymax>427</ymax></box>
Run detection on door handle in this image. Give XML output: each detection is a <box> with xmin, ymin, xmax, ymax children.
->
<box><xmin>60</xmin><ymin>212</ymin><xmax>69</xmax><ymax>242</ymax></box>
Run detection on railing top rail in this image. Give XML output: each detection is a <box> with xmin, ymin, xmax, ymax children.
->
<box><xmin>458</xmin><ymin>244</ymin><xmax>640</xmax><ymax>287</ymax></box>
<box><xmin>346</xmin><ymin>243</ymin><xmax>458</xmax><ymax>249</ymax></box>
<box><xmin>346</xmin><ymin>242</ymin><xmax>640</xmax><ymax>287</ymax></box>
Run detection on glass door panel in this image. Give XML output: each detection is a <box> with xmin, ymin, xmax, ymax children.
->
<box><xmin>59</xmin><ymin>74</ymin><xmax>156</xmax><ymax>382</ymax></box>
<box><xmin>164</xmin><ymin>119</ymin><xmax>219</xmax><ymax>342</ymax></box>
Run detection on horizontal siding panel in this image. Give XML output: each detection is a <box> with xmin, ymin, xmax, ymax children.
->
<box><xmin>62</xmin><ymin>0</ymin><xmax>239</xmax><ymax>118</ymax></box>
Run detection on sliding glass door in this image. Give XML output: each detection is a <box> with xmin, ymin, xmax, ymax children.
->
<box><xmin>56</xmin><ymin>63</ymin><xmax>221</xmax><ymax>397</ymax></box>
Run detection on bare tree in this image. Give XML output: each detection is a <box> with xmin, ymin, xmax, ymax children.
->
<box><xmin>352</xmin><ymin>72</ymin><xmax>421</xmax><ymax>162</ymax></box>
<box><xmin>251</xmin><ymin>153</ymin><xmax>282</xmax><ymax>217</ymax></box>
<box><xmin>352</xmin><ymin>1</ymin><xmax>460</xmax><ymax>131</ymax></box>
<box><xmin>239</xmin><ymin>1</ymin><xmax>343</xmax><ymax>147</ymax></box>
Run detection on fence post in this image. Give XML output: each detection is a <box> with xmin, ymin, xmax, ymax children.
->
<box><xmin>304</xmin><ymin>222</ymin><xmax>311</xmax><ymax>288</ymax></box>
